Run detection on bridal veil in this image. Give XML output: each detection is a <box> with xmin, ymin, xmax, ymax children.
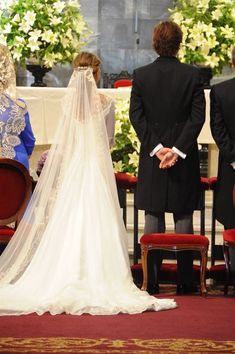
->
<box><xmin>0</xmin><ymin>67</ymin><xmax>176</xmax><ymax>315</ymax></box>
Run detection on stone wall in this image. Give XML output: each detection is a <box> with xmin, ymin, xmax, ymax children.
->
<box><xmin>82</xmin><ymin>0</ymin><xmax>173</xmax><ymax>80</ymax></box>
<box><xmin>17</xmin><ymin>0</ymin><xmax>233</xmax><ymax>87</ymax></box>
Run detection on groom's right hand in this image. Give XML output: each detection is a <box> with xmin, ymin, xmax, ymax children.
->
<box><xmin>155</xmin><ymin>147</ymin><xmax>171</xmax><ymax>161</ymax></box>
<box><xmin>159</xmin><ymin>150</ymin><xmax>178</xmax><ymax>169</ymax></box>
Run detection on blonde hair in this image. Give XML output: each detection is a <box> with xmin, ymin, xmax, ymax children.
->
<box><xmin>73</xmin><ymin>52</ymin><xmax>101</xmax><ymax>81</ymax></box>
<box><xmin>0</xmin><ymin>44</ymin><xmax>16</xmax><ymax>98</ymax></box>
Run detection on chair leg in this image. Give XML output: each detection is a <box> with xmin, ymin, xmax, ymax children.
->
<box><xmin>223</xmin><ymin>245</ymin><xmax>230</xmax><ymax>295</ymax></box>
<box><xmin>200</xmin><ymin>248</ymin><xmax>208</xmax><ymax>296</ymax></box>
<box><xmin>211</xmin><ymin>189</ymin><xmax>216</xmax><ymax>266</ymax></box>
<box><xmin>200</xmin><ymin>208</ymin><xmax>205</xmax><ymax>236</ymax></box>
<box><xmin>133</xmin><ymin>189</ymin><xmax>139</xmax><ymax>265</ymax></box>
<box><xmin>141</xmin><ymin>245</ymin><xmax>148</xmax><ymax>291</ymax></box>
<box><xmin>224</xmin><ymin>284</ymin><xmax>228</xmax><ymax>296</ymax></box>
<box><xmin>200</xmin><ymin>189</ymin><xmax>205</xmax><ymax>236</ymax></box>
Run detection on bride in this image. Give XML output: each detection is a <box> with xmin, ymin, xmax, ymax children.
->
<box><xmin>0</xmin><ymin>51</ymin><xmax>176</xmax><ymax>315</ymax></box>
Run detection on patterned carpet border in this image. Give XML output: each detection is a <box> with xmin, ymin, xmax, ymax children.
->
<box><xmin>0</xmin><ymin>338</ymin><xmax>235</xmax><ymax>353</ymax></box>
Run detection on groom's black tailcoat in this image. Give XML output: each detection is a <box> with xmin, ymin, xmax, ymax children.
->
<box><xmin>210</xmin><ymin>77</ymin><xmax>235</xmax><ymax>228</ymax></box>
<box><xmin>130</xmin><ymin>56</ymin><xmax>205</xmax><ymax>214</ymax></box>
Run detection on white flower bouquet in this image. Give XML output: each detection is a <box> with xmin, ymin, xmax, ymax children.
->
<box><xmin>169</xmin><ymin>0</ymin><xmax>235</xmax><ymax>75</ymax></box>
<box><xmin>112</xmin><ymin>98</ymin><xmax>140</xmax><ymax>176</ymax></box>
<box><xmin>0</xmin><ymin>0</ymin><xmax>91</xmax><ymax>68</ymax></box>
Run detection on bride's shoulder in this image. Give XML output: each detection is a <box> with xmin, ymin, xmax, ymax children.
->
<box><xmin>99</xmin><ymin>92</ymin><xmax>114</xmax><ymax>115</ymax></box>
<box><xmin>98</xmin><ymin>92</ymin><xmax>113</xmax><ymax>104</ymax></box>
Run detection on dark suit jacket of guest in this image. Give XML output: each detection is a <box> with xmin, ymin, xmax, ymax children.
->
<box><xmin>210</xmin><ymin>77</ymin><xmax>235</xmax><ymax>228</ymax></box>
<box><xmin>129</xmin><ymin>56</ymin><xmax>205</xmax><ymax>214</ymax></box>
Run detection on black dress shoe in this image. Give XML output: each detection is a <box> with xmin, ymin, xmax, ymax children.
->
<box><xmin>147</xmin><ymin>284</ymin><xmax>159</xmax><ymax>295</ymax></box>
<box><xmin>176</xmin><ymin>283</ymin><xmax>198</xmax><ymax>295</ymax></box>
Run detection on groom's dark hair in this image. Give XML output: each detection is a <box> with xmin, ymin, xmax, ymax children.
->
<box><xmin>152</xmin><ymin>21</ymin><xmax>182</xmax><ymax>57</ymax></box>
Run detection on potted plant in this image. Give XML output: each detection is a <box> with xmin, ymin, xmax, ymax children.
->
<box><xmin>0</xmin><ymin>0</ymin><xmax>91</xmax><ymax>84</ymax></box>
<box><xmin>169</xmin><ymin>0</ymin><xmax>235</xmax><ymax>79</ymax></box>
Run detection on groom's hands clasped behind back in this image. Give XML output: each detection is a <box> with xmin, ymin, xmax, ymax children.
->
<box><xmin>156</xmin><ymin>148</ymin><xmax>178</xmax><ymax>169</ymax></box>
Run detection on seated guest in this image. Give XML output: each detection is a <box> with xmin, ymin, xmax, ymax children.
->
<box><xmin>0</xmin><ymin>44</ymin><xmax>35</xmax><ymax>170</ymax></box>
<box><xmin>210</xmin><ymin>47</ymin><xmax>235</xmax><ymax>230</ymax></box>
<box><xmin>210</xmin><ymin>46</ymin><xmax>235</xmax><ymax>271</ymax></box>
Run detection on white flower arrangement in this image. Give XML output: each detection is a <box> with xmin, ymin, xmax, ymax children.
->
<box><xmin>112</xmin><ymin>98</ymin><xmax>140</xmax><ymax>176</ymax></box>
<box><xmin>0</xmin><ymin>0</ymin><xmax>91</xmax><ymax>68</ymax></box>
<box><xmin>169</xmin><ymin>0</ymin><xmax>235</xmax><ymax>74</ymax></box>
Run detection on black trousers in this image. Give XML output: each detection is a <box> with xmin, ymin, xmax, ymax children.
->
<box><xmin>144</xmin><ymin>211</ymin><xmax>194</xmax><ymax>286</ymax></box>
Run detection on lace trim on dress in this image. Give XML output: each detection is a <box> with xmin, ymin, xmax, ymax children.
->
<box><xmin>0</xmin><ymin>44</ymin><xmax>17</xmax><ymax>99</ymax></box>
<box><xmin>0</xmin><ymin>94</ymin><xmax>26</xmax><ymax>159</ymax></box>
<box><xmin>99</xmin><ymin>93</ymin><xmax>114</xmax><ymax>117</ymax></box>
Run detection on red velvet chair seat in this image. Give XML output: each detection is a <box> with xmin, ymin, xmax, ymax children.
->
<box><xmin>115</xmin><ymin>173</ymin><xmax>138</xmax><ymax>229</ymax></box>
<box><xmin>141</xmin><ymin>234</ymin><xmax>209</xmax><ymax>247</ymax></box>
<box><xmin>209</xmin><ymin>264</ymin><xmax>226</xmax><ymax>283</ymax></box>
<box><xmin>140</xmin><ymin>233</ymin><xmax>209</xmax><ymax>296</ymax></box>
<box><xmin>113</xmin><ymin>79</ymin><xmax>132</xmax><ymax>88</ymax></box>
<box><xmin>115</xmin><ymin>172</ymin><xmax>137</xmax><ymax>189</ymax></box>
<box><xmin>0</xmin><ymin>159</ymin><xmax>32</xmax><ymax>253</ymax></box>
<box><xmin>223</xmin><ymin>229</ymin><xmax>235</xmax><ymax>294</ymax></box>
<box><xmin>0</xmin><ymin>226</ymin><xmax>15</xmax><ymax>244</ymax></box>
<box><xmin>223</xmin><ymin>228</ymin><xmax>235</xmax><ymax>244</ymax></box>
<box><xmin>200</xmin><ymin>177</ymin><xmax>210</xmax><ymax>191</ymax></box>
<box><xmin>0</xmin><ymin>171</ymin><xmax>26</xmax><ymax>219</ymax></box>
<box><xmin>209</xmin><ymin>176</ymin><xmax>218</xmax><ymax>190</ymax></box>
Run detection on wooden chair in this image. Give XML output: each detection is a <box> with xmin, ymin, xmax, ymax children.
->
<box><xmin>209</xmin><ymin>177</ymin><xmax>224</xmax><ymax>266</ymax></box>
<box><xmin>103</xmin><ymin>71</ymin><xmax>132</xmax><ymax>88</ymax></box>
<box><xmin>223</xmin><ymin>228</ymin><xmax>235</xmax><ymax>295</ymax></box>
<box><xmin>208</xmin><ymin>176</ymin><xmax>227</xmax><ymax>289</ymax></box>
<box><xmin>115</xmin><ymin>173</ymin><xmax>138</xmax><ymax>261</ymax></box>
<box><xmin>0</xmin><ymin>158</ymin><xmax>32</xmax><ymax>253</ymax></box>
<box><xmin>140</xmin><ymin>233</ymin><xmax>209</xmax><ymax>296</ymax></box>
<box><xmin>233</xmin><ymin>184</ymin><xmax>235</xmax><ymax>207</ymax></box>
<box><xmin>131</xmin><ymin>177</ymin><xmax>210</xmax><ymax>287</ymax></box>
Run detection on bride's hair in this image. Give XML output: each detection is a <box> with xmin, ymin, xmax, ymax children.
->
<box><xmin>73</xmin><ymin>51</ymin><xmax>101</xmax><ymax>82</ymax></box>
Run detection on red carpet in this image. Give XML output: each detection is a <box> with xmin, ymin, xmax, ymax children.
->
<box><xmin>0</xmin><ymin>294</ymin><xmax>235</xmax><ymax>353</ymax></box>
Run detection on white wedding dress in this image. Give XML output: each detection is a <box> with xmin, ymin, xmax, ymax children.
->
<box><xmin>0</xmin><ymin>68</ymin><xmax>176</xmax><ymax>315</ymax></box>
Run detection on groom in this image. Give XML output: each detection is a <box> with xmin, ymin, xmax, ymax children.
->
<box><xmin>129</xmin><ymin>21</ymin><xmax>205</xmax><ymax>294</ymax></box>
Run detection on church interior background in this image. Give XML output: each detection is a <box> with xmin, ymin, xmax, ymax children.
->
<box><xmin>15</xmin><ymin>0</ymin><xmax>234</xmax><ymax>261</ymax></box>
